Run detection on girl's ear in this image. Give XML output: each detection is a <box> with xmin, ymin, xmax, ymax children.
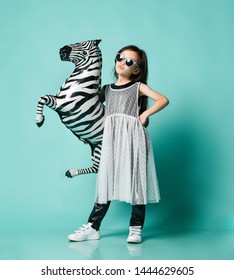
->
<box><xmin>133</xmin><ymin>68</ymin><xmax>140</xmax><ymax>75</ymax></box>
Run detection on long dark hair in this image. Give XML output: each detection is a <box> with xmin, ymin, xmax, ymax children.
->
<box><xmin>114</xmin><ymin>45</ymin><xmax>149</xmax><ymax>127</ymax></box>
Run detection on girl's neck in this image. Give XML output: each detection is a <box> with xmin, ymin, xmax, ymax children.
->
<box><xmin>115</xmin><ymin>76</ymin><xmax>132</xmax><ymax>86</ymax></box>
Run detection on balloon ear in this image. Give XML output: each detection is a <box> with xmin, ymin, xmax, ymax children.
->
<box><xmin>95</xmin><ymin>39</ymin><xmax>101</xmax><ymax>46</ymax></box>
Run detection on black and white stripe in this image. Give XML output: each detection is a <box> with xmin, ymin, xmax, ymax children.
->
<box><xmin>36</xmin><ymin>39</ymin><xmax>105</xmax><ymax>177</ymax></box>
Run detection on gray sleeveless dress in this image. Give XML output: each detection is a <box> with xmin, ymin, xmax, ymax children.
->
<box><xmin>95</xmin><ymin>82</ymin><xmax>160</xmax><ymax>205</ymax></box>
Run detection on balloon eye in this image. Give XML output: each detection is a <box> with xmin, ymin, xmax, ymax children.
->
<box><xmin>82</xmin><ymin>51</ymin><xmax>88</xmax><ymax>55</ymax></box>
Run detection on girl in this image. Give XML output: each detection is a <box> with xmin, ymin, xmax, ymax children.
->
<box><xmin>68</xmin><ymin>45</ymin><xmax>169</xmax><ymax>243</ymax></box>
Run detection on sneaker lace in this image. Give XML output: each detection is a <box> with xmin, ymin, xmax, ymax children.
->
<box><xmin>129</xmin><ymin>226</ymin><xmax>141</xmax><ymax>236</ymax></box>
<box><xmin>74</xmin><ymin>224</ymin><xmax>90</xmax><ymax>233</ymax></box>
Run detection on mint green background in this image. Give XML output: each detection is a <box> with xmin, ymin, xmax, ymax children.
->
<box><xmin>0</xmin><ymin>0</ymin><xmax>233</xmax><ymax>232</ymax></box>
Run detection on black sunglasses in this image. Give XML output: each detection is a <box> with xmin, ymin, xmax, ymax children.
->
<box><xmin>115</xmin><ymin>53</ymin><xmax>138</xmax><ymax>68</ymax></box>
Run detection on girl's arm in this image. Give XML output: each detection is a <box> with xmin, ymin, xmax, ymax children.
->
<box><xmin>139</xmin><ymin>83</ymin><xmax>169</xmax><ymax>126</ymax></box>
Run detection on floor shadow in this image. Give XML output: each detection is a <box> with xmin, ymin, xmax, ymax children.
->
<box><xmin>101</xmin><ymin>229</ymin><xmax>127</xmax><ymax>238</ymax></box>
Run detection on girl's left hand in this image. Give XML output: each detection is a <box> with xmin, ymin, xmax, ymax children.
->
<box><xmin>139</xmin><ymin>112</ymin><xmax>148</xmax><ymax>126</ymax></box>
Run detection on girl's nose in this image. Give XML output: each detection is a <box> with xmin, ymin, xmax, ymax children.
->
<box><xmin>120</xmin><ymin>59</ymin><xmax>126</xmax><ymax>65</ymax></box>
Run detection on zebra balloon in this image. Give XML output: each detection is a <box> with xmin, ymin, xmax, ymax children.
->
<box><xmin>36</xmin><ymin>39</ymin><xmax>105</xmax><ymax>177</ymax></box>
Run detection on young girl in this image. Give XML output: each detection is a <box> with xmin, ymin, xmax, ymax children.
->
<box><xmin>68</xmin><ymin>45</ymin><xmax>169</xmax><ymax>243</ymax></box>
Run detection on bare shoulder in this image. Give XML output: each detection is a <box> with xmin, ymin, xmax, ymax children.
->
<box><xmin>139</xmin><ymin>83</ymin><xmax>169</xmax><ymax>104</ymax></box>
<box><xmin>139</xmin><ymin>83</ymin><xmax>161</xmax><ymax>98</ymax></box>
<box><xmin>139</xmin><ymin>83</ymin><xmax>160</xmax><ymax>96</ymax></box>
<box><xmin>139</xmin><ymin>83</ymin><xmax>150</xmax><ymax>96</ymax></box>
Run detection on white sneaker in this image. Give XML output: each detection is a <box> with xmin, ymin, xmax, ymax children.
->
<box><xmin>127</xmin><ymin>226</ymin><xmax>142</xmax><ymax>243</ymax></box>
<box><xmin>68</xmin><ymin>223</ymin><xmax>100</xmax><ymax>241</ymax></box>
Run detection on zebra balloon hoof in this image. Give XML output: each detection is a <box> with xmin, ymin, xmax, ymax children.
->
<box><xmin>65</xmin><ymin>170</ymin><xmax>77</xmax><ymax>178</ymax></box>
<box><xmin>36</xmin><ymin>115</ymin><xmax>45</xmax><ymax>127</ymax></box>
<box><xmin>65</xmin><ymin>170</ymin><xmax>72</xmax><ymax>178</ymax></box>
<box><xmin>36</xmin><ymin>39</ymin><xmax>105</xmax><ymax>177</ymax></box>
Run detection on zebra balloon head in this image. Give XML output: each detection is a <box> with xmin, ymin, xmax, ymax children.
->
<box><xmin>59</xmin><ymin>39</ymin><xmax>102</xmax><ymax>69</ymax></box>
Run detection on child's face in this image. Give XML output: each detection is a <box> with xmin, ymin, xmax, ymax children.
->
<box><xmin>115</xmin><ymin>50</ymin><xmax>139</xmax><ymax>79</ymax></box>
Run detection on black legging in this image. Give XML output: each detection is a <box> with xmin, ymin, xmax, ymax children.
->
<box><xmin>88</xmin><ymin>202</ymin><xmax>146</xmax><ymax>230</ymax></box>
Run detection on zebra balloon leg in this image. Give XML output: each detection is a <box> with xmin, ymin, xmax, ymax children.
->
<box><xmin>36</xmin><ymin>39</ymin><xmax>105</xmax><ymax>178</ymax></box>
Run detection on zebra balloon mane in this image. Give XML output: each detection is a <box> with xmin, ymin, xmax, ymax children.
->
<box><xmin>36</xmin><ymin>39</ymin><xmax>105</xmax><ymax>177</ymax></box>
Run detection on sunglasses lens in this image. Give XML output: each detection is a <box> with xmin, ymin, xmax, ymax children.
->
<box><xmin>116</xmin><ymin>53</ymin><xmax>123</xmax><ymax>62</ymax></box>
<box><xmin>126</xmin><ymin>59</ymin><xmax>134</xmax><ymax>67</ymax></box>
<box><xmin>115</xmin><ymin>53</ymin><xmax>137</xmax><ymax>68</ymax></box>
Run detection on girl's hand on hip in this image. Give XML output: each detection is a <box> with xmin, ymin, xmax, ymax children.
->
<box><xmin>139</xmin><ymin>112</ymin><xmax>148</xmax><ymax>126</ymax></box>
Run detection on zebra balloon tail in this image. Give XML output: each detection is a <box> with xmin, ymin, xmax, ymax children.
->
<box><xmin>36</xmin><ymin>39</ymin><xmax>105</xmax><ymax>178</ymax></box>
